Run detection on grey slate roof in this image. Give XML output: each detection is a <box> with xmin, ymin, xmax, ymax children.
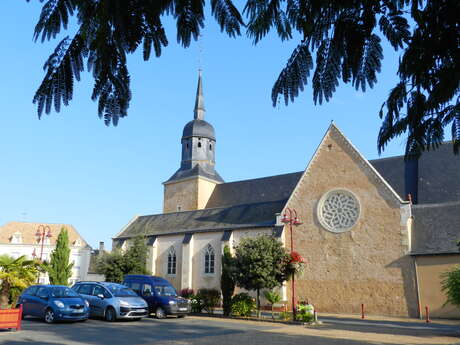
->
<box><xmin>370</xmin><ymin>142</ymin><xmax>460</xmax><ymax>204</ymax></box>
<box><xmin>116</xmin><ymin>200</ymin><xmax>286</xmax><ymax>239</ymax></box>
<box><xmin>205</xmin><ymin>172</ymin><xmax>302</xmax><ymax>209</ymax></box>
<box><xmin>165</xmin><ymin>164</ymin><xmax>224</xmax><ymax>184</ymax></box>
<box><xmin>411</xmin><ymin>201</ymin><xmax>460</xmax><ymax>255</ymax></box>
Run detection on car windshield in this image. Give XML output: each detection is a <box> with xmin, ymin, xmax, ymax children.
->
<box><xmin>154</xmin><ymin>285</ymin><xmax>177</xmax><ymax>297</ymax></box>
<box><xmin>107</xmin><ymin>285</ymin><xmax>137</xmax><ymax>297</ymax></box>
<box><xmin>51</xmin><ymin>287</ymin><xmax>80</xmax><ymax>298</ymax></box>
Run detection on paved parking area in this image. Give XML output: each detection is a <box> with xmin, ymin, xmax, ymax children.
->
<box><xmin>0</xmin><ymin>315</ymin><xmax>458</xmax><ymax>345</ymax></box>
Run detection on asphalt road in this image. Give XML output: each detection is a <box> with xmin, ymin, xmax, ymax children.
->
<box><xmin>0</xmin><ymin>315</ymin><xmax>458</xmax><ymax>345</ymax></box>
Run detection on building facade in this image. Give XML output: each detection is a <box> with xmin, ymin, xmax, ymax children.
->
<box><xmin>114</xmin><ymin>74</ymin><xmax>460</xmax><ymax>318</ymax></box>
<box><xmin>0</xmin><ymin>222</ymin><xmax>92</xmax><ymax>285</ymax></box>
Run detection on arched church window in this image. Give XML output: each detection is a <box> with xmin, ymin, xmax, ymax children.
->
<box><xmin>198</xmin><ymin>142</ymin><xmax>202</xmax><ymax>148</ymax></box>
<box><xmin>209</xmin><ymin>144</ymin><xmax>212</xmax><ymax>150</ymax></box>
<box><xmin>186</xmin><ymin>143</ymin><xmax>189</xmax><ymax>149</ymax></box>
<box><xmin>204</xmin><ymin>244</ymin><xmax>215</xmax><ymax>274</ymax></box>
<box><xmin>167</xmin><ymin>247</ymin><xmax>176</xmax><ymax>275</ymax></box>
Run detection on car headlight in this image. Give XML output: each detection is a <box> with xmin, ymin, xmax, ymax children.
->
<box><xmin>119</xmin><ymin>300</ymin><xmax>130</xmax><ymax>307</ymax></box>
<box><xmin>168</xmin><ymin>300</ymin><xmax>177</xmax><ymax>305</ymax></box>
<box><xmin>54</xmin><ymin>300</ymin><xmax>65</xmax><ymax>308</ymax></box>
<box><xmin>84</xmin><ymin>300</ymin><xmax>89</xmax><ymax>308</ymax></box>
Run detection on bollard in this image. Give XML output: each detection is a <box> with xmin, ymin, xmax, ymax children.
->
<box><xmin>425</xmin><ymin>306</ymin><xmax>430</xmax><ymax>323</ymax></box>
<box><xmin>361</xmin><ymin>304</ymin><xmax>365</xmax><ymax>319</ymax></box>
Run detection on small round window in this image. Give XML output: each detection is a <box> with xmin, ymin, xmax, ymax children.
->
<box><xmin>317</xmin><ymin>189</ymin><xmax>360</xmax><ymax>233</ymax></box>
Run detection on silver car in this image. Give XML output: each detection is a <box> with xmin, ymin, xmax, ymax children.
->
<box><xmin>72</xmin><ymin>282</ymin><xmax>148</xmax><ymax>321</ymax></box>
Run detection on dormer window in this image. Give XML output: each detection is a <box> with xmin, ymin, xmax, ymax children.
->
<box><xmin>177</xmin><ymin>205</ymin><xmax>182</xmax><ymax>212</ymax></box>
<box><xmin>198</xmin><ymin>142</ymin><xmax>202</xmax><ymax>148</ymax></box>
<box><xmin>209</xmin><ymin>144</ymin><xmax>212</xmax><ymax>150</ymax></box>
<box><xmin>10</xmin><ymin>232</ymin><xmax>22</xmax><ymax>244</ymax></box>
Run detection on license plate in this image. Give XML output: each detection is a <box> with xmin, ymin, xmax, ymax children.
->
<box><xmin>179</xmin><ymin>308</ymin><xmax>187</xmax><ymax>311</ymax></box>
<box><xmin>73</xmin><ymin>309</ymin><xmax>84</xmax><ymax>313</ymax></box>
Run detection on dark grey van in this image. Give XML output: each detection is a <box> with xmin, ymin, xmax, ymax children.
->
<box><xmin>123</xmin><ymin>275</ymin><xmax>191</xmax><ymax>319</ymax></box>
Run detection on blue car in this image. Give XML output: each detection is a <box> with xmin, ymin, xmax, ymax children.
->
<box><xmin>18</xmin><ymin>285</ymin><xmax>90</xmax><ymax>323</ymax></box>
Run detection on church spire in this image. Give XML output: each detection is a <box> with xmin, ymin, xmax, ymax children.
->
<box><xmin>194</xmin><ymin>70</ymin><xmax>205</xmax><ymax>120</ymax></box>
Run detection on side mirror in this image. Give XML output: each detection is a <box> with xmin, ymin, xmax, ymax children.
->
<box><xmin>97</xmin><ymin>294</ymin><xmax>105</xmax><ymax>299</ymax></box>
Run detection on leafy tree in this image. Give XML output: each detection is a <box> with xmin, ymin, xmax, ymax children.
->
<box><xmin>26</xmin><ymin>0</ymin><xmax>459</xmax><ymax>157</ymax></box>
<box><xmin>264</xmin><ymin>289</ymin><xmax>281</xmax><ymax>320</ymax></box>
<box><xmin>42</xmin><ymin>227</ymin><xmax>74</xmax><ymax>285</ymax></box>
<box><xmin>96</xmin><ymin>235</ymin><xmax>149</xmax><ymax>282</ymax></box>
<box><xmin>96</xmin><ymin>250</ymin><xmax>126</xmax><ymax>283</ymax></box>
<box><xmin>234</xmin><ymin>235</ymin><xmax>289</xmax><ymax>316</ymax></box>
<box><xmin>124</xmin><ymin>235</ymin><xmax>149</xmax><ymax>275</ymax></box>
<box><xmin>221</xmin><ymin>245</ymin><xmax>236</xmax><ymax>316</ymax></box>
<box><xmin>0</xmin><ymin>255</ymin><xmax>40</xmax><ymax>308</ymax></box>
<box><xmin>441</xmin><ymin>266</ymin><xmax>460</xmax><ymax>308</ymax></box>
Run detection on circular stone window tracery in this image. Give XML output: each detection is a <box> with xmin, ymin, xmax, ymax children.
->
<box><xmin>317</xmin><ymin>189</ymin><xmax>360</xmax><ymax>233</ymax></box>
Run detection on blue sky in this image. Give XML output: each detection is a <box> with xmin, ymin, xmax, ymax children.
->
<box><xmin>0</xmin><ymin>1</ymin><xmax>411</xmax><ymax>249</ymax></box>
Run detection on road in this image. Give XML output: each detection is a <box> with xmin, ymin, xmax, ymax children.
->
<box><xmin>0</xmin><ymin>315</ymin><xmax>458</xmax><ymax>345</ymax></box>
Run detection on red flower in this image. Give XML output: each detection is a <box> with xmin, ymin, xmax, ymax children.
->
<box><xmin>290</xmin><ymin>251</ymin><xmax>306</xmax><ymax>263</ymax></box>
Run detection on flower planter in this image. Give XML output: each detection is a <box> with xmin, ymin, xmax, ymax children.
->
<box><xmin>0</xmin><ymin>305</ymin><xmax>22</xmax><ymax>331</ymax></box>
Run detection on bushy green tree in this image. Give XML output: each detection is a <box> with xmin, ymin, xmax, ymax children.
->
<box><xmin>0</xmin><ymin>255</ymin><xmax>40</xmax><ymax>308</ymax></box>
<box><xmin>42</xmin><ymin>227</ymin><xmax>73</xmax><ymax>285</ymax></box>
<box><xmin>124</xmin><ymin>235</ymin><xmax>149</xmax><ymax>275</ymax></box>
<box><xmin>221</xmin><ymin>245</ymin><xmax>236</xmax><ymax>316</ymax></box>
<box><xmin>234</xmin><ymin>235</ymin><xmax>289</xmax><ymax>316</ymax></box>
<box><xmin>441</xmin><ymin>266</ymin><xmax>460</xmax><ymax>308</ymax></box>
<box><xmin>26</xmin><ymin>0</ymin><xmax>459</xmax><ymax>157</ymax></box>
<box><xmin>96</xmin><ymin>235</ymin><xmax>149</xmax><ymax>282</ymax></box>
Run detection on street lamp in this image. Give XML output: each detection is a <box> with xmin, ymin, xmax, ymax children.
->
<box><xmin>35</xmin><ymin>225</ymin><xmax>52</xmax><ymax>261</ymax></box>
<box><xmin>281</xmin><ymin>208</ymin><xmax>302</xmax><ymax>319</ymax></box>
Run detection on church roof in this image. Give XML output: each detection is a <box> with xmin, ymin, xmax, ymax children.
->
<box><xmin>115</xmin><ymin>200</ymin><xmax>286</xmax><ymax>239</ymax></box>
<box><xmin>370</xmin><ymin>142</ymin><xmax>460</xmax><ymax>204</ymax></box>
<box><xmin>411</xmin><ymin>201</ymin><xmax>460</xmax><ymax>255</ymax></box>
<box><xmin>205</xmin><ymin>172</ymin><xmax>302</xmax><ymax>208</ymax></box>
<box><xmin>182</xmin><ymin>119</ymin><xmax>215</xmax><ymax>140</ymax></box>
<box><xmin>165</xmin><ymin>163</ymin><xmax>224</xmax><ymax>184</ymax></box>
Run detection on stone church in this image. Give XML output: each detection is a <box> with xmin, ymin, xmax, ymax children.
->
<box><xmin>114</xmin><ymin>74</ymin><xmax>460</xmax><ymax>318</ymax></box>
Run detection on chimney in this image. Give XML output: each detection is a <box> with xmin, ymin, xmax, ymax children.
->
<box><xmin>99</xmin><ymin>241</ymin><xmax>105</xmax><ymax>253</ymax></box>
<box><xmin>404</xmin><ymin>156</ymin><xmax>419</xmax><ymax>204</ymax></box>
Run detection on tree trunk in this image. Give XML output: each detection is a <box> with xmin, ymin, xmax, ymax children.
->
<box><xmin>0</xmin><ymin>283</ymin><xmax>10</xmax><ymax>309</ymax></box>
<box><xmin>256</xmin><ymin>289</ymin><xmax>260</xmax><ymax>318</ymax></box>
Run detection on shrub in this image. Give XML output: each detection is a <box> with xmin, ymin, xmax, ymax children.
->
<box><xmin>278</xmin><ymin>311</ymin><xmax>291</xmax><ymax>321</ymax></box>
<box><xmin>264</xmin><ymin>290</ymin><xmax>282</xmax><ymax>320</ymax></box>
<box><xmin>296</xmin><ymin>302</ymin><xmax>315</xmax><ymax>323</ymax></box>
<box><xmin>179</xmin><ymin>288</ymin><xmax>194</xmax><ymax>299</ymax></box>
<box><xmin>441</xmin><ymin>266</ymin><xmax>460</xmax><ymax>308</ymax></box>
<box><xmin>190</xmin><ymin>294</ymin><xmax>204</xmax><ymax>313</ymax></box>
<box><xmin>197</xmin><ymin>288</ymin><xmax>221</xmax><ymax>314</ymax></box>
<box><xmin>231</xmin><ymin>293</ymin><xmax>255</xmax><ymax>317</ymax></box>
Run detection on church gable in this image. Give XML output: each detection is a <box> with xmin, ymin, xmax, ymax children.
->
<box><xmin>282</xmin><ymin>124</ymin><xmax>415</xmax><ymax>316</ymax></box>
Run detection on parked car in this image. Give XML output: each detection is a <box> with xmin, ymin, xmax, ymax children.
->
<box><xmin>71</xmin><ymin>281</ymin><xmax>148</xmax><ymax>321</ymax></box>
<box><xmin>123</xmin><ymin>275</ymin><xmax>191</xmax><ymax>319</ymax></box>
<box><xmin>17</xmin><ymin>285</ymin><xmax>89</xmax><ymax>323</ymax></box>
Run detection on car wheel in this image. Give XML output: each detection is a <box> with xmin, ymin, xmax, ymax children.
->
<box><xmin>104</xmin><ymin>307</ymin><xmax>116</xmax><ymax>322</ymax></box>
<box><xmin>44</xmin><ymin>309</ymin><xmax>55</xmax><ymax>324</ymax></box>
<box><xmin>132</xmin><ymin>318</ymin><xmax>142</xmax><ymax>321</ymax></box>
<box><xmin>177</xmin><ymin>315</ymin><xmax>186</xmax><ymax>318</ymax></box>
<box><xmin>155</xmin><ymin>307</ymin><xmax>166</xmax><ymax>319</ymax></box>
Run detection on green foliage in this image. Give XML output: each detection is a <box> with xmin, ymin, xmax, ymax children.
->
<box><xmin>264</xmin><ymin>290</ymin><xmax>281</xmax><ymax>319</ymax></box>
<box><xmin>441</xmin><ymin>266</ymin><xmax>460</xmax><ymax>308</ymax></box>
<box><xmin>190</xmin><ymin>294</ymin><xmax>204</xmax><ymax>313</ymax></box>
<box><xmin>278</xmin><ymin>311</ymin><xmax>291</xmax><ymax>321</ymax></box>
<box><xmin>124</xmin><ymin>235</ymin><xmax>149</xmax><ymax>275</ymax></box>
<box><xmin>42</xmin><ymin>227</ymin><xmax>73</xmax><ymax>285</ymax></box>
<box><xmin>234</xmin><ymin>235</ymin><xmax>290</xmax><ymax>315</ymax></box>
<box><xmin>96</xmin><ymin>235</ymin><xmax>149</xmax><ymax>283</ymax></box>
<box><xmin>221</xmin><ymin>245</ymin><xmax>236</xmax><ymax>316</ymax></box>
<box><xmin>197</xmin><ymin>288</ymin><xmax>221</xmax><ymax>315</ymax></box>
<box><xmin>296</xmin><ymin>303</ymin><xmax>315</xmax><ymax>323</ymax></box>
<box><xmin>96</xmin><ymin>250</ymin><xmax>126</xmax><ymax>283</ymax></box>
<box><xmin>28</xmin><ymin>0</ymin><xmax>459</xmax><ymax>158</ymax></box>
<box><xmin>0</xmin><ymin>255</ymin><xmax>40</xmax><ymax>308</ymax></box>
<box><xmin>231</xmin><ymin>293</ymin><xmax>255</xmax><ymax>317</ymax></box>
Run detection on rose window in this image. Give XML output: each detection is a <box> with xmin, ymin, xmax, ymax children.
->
<box><xmin>318</xmin><ymin>190</ymin><xmax>360</xmax><ymax>233</ymax></box>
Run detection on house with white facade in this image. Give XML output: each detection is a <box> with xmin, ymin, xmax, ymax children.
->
<box><xmin>0</xmin><ymin>221</ymin><xmax>92</xmax><ymax>285</ymax></box>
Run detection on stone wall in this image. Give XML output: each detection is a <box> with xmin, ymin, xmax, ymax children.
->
<box><xmin>284</xmin><ymin>126</ymin><xmax>417</xmax><ymax>317</ymax></box>
<box><xmin>163</xmin><ymin>178</ymin><xmax>199</xmax><ymax>213</ymax></box>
